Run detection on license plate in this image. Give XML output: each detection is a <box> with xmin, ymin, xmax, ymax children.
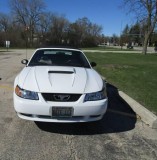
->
<box><xmin>52</xmin><ymin>107</ymin><xmax>73</xmax><ymax>117</ymax></box>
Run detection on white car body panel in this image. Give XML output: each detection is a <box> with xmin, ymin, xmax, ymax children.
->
<box><xmin>18</xmin><ymin>66</ymin><xmax>103</xmax><ymax>93</ymax></box>
<box><xmin>14</xmin><ymin>48</ymin><xmax>108</xmax><ymax>122</ymax></box>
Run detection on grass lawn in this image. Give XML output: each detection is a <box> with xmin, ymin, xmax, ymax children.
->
<box><xmin>85</xmin><ymin>52</ymin><xmax>157</xmax><ymax>114</ymax></box>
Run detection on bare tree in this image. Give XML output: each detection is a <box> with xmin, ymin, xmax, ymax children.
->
<box><xmin>68</xmin><ymin>17</ymin><xmax>103</xmax><ymax>47</ymax></box>
<box><xmin>0</xmin><ymin>1</ymin><xmax>103</xmax><ymax>48</ymax></box>
<box><xmin>37</xmin><ymin>12</ymin><xmax>53</xmax><ymax>45</ymax></box>
<box><xmin>0</xmin><ymin>13</ymin><xmax>26</xmax><ymax>47</ymax></box>
<box><xmin>10</xmin><ymin>0</ymin><xmax>45</xmax><ymax>47</ymax></box>
<box><xmin>0</xmin><ymin>13</ymin><xmax>11</xmax><ymax>46</ymax></box>
<box><xmin>123</xmin><ymin>0</ymin><xmax>157</xmax><ymax>54</ymax></box>
<box><xmin>0</xmin><ymin>13</ymin><xmax>10</xmax><ymax>32</ymax></box>
<box><xmin>49</xmin><ymin>14</ymin><xmax>70</xmax><ymax>45</ymax></box>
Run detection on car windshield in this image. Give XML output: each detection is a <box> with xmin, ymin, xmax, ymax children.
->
<box><xmin>28</xmin><ymin>49</ymin><xmax>90</xmax><ymax>68</ymax></box>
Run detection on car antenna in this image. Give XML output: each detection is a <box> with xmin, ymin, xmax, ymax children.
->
<box><xmin>25</xmin><ymin>44</ymin><xmax>28</xmax><ymax>59</ymax></box>
<box><xmin>25</xmin><ymin>26</ymin><xmax>29</xmax><ymax>59</ymax></box>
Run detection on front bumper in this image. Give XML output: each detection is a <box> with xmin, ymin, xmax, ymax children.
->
<box><xmin>14</xmin><ymin>93</ymin><xmax>108</xmax><ymax>123</ymax></box>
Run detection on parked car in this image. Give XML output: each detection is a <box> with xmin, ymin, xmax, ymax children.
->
<box><xmin>127</xmin><ymin>44</ymin><xmax>133</xmax><ymax>49</ymax></box>
<box><xmin>13</xmin><ymin>47</ymin><xmax>108</xmax><ymax>122</ymax></box>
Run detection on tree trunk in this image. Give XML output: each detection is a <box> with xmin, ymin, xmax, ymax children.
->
<box><xmin>142</xmin><ymin>32</ymin><xmax>151</xmax><ymax>55</ymax></box>
<box><xmin>142</xmin><ymin>37</ymin><xmax>148</xmax><ymax>55</ymax></box>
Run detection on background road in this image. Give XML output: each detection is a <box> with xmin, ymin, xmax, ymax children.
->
<box><xmin>0</xmin><ymin>49</ymin><xmax>157</xmax><ymax>160</ymax></box>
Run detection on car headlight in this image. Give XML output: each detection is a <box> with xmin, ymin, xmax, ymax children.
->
<box><xmin>15</xmin><ymin>85</ymin><xmax>39</xmax><ymax>100</ymax></box>
<box><xmin>84</xmin><ymin>88</ymin><xmax>107</xmax><ymax>102</ymax></box>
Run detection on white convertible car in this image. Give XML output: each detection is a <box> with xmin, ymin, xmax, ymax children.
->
<box><xmin>13</xmin><ymin>48</ymin><xmax>108</xmax><ymax>122</ymax></box>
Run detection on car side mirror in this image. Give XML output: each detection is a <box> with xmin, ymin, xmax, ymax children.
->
<box><xmin>90</xmin><ymin>62</ymin><xmax>97</xmax><ymax>67</ymax></box>
<box><xmin>21</xmin><ymin>59</ymin><xmax>28</xmax><ymax>65</ymax></box>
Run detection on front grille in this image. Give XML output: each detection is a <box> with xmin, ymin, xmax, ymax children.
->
<box><xmin>42</xmin><ymin>93</ymin><xmax>82</xmax><ymax>102</ymax></box>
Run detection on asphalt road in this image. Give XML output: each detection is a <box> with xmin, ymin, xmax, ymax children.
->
<box><xmin>0</xmin><ymin>49</ymin><xmax>157</xmax><ymax>160</ymax></box>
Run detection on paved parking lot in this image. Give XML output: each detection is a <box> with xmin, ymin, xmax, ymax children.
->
<box><xmin>0</xmin><ymin>49</ymin><xmax>157</xmax><ymax>160</ymax></box>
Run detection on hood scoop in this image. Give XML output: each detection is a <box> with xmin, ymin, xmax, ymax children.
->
<box><xmin>48</xmin><ymin>67</ymin><xmax>76</xmax><ymax>88</ymax></box>
<box><xmin>48</xmin><ymin>67</ymin><xmax>75</xmax><ymax>74</ymax></box>
<box><xmin>48</xmin><ymin>70</ymin><xmax>74</xmax><ymax>74</ymax></box>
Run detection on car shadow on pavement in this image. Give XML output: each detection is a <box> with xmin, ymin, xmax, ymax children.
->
<box><xmin>35</xmin><ymin>83</ymin><xmax>137</xmax><ymax>135</ymax></box>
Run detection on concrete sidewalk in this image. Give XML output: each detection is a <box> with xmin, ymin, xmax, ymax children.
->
<box><xmin>83</xmin><ymin>49</ymin><xmax>156</xmax><ymax>54</ymax></box>
<box><xmin>83</xmin><ymin>49</ymin><xmax>142</xmax><ymax>53</ymax></box>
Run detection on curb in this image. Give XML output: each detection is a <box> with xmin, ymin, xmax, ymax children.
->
<box><xmin>118</xmin><ymin>91</ymin><xmax>157</xmax><ymax>129</ymax></box>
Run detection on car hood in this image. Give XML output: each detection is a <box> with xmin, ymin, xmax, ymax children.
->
<box><xmin>17</xmin><ymin>66</ymin><xmax>103</xmax><ymax>93</ymax></box>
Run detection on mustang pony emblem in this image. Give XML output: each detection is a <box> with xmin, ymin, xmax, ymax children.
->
<box><xmin>53</xmin><ymin>95</ymin><xmax>70</xmax><ymax>101</ymax></box>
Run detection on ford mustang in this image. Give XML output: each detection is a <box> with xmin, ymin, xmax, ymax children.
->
<box><xmin>13</xmin><ymin>47</ymin><xmax>108</xmax><ymax>122</ymax></box>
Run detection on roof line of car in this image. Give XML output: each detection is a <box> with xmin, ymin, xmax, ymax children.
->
<box><xmin>36</xmin><ymin>46</ymin><xmax>81</xmax><ymax>51</ymax></box>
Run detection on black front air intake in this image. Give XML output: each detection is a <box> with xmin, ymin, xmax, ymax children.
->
<box><xmin>42</xmin><ymin>93</ymin><xmax>81</xmax><ymax>102</ymax></box>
